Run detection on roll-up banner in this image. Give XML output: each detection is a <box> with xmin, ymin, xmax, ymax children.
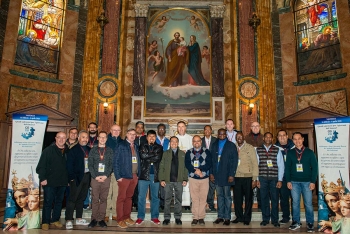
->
<box><xmin>3</xmin><ymin>114</ymin><xmax>48</xmax><ymax>230</ymax></box>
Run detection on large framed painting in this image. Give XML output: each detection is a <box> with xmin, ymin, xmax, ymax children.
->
<box><xmin>145</xmin><ymin>9</ymin><xmax>211</xmax><ymax>117</ymax></box>
<box><xmin>15</xmin><ymin>0</ymin><xmax>65</xmax><ymax>73</ymax></box>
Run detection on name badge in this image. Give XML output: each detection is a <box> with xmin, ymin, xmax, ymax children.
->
<box><xmin>194</xmin><ymin>160</ymin><xmax>199</xmax><ymax>168</ymax></box>
<box><xmin>284</xmin><ymin>155</ymin><xmax>286</xmax><ymax>162</ymax></box>
<box><xmin>267</xmin><ymin>160</ymin><xmax>273</xmax><ymax>168</ymax></box>
<box><xmin>296</xmin><ymin>164</ymin><xmax>303</xmax><ymax>172</ymax></box>
<box><xmin>98</xmin><ymin>163</ymin><xmax>105</xmax><ymax>173</ymax></box>
<box><xmin>132</xmin><ymin>156</ymin><xmax>137</xmax><ymax>164</ymax></box>
<box><xmin>85</xmin><ymin>158</ymin><xmax>89</xmax><ymax>169</ymax></box>
<box><xmin>218</xmin><ymin>155</ymin><xmax>221</xmax><ymax>163</ymax></box>
<box><xmin>238</xmin><ymin>159</ymin><xmax>241</xmax><ymax>166</ymax></box>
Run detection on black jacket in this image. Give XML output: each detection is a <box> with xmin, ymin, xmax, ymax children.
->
<box><xmin>138</xmin><ymin>142</ymin><xmax>163</xmax><ymax>182</ymax></box>
<box><xmin>67</xmin><ymin>144</ymin><xmax>90</xmax><ymax>186</ymax></box>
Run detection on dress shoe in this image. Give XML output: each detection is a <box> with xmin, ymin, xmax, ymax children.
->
<box><xmin>199</xmin><ymin>219</ymin><xmax>205</xmax><ymax>225</ymax></box>
<box><xmin>175</xmin><ymin>219</ymin><xmax>182</xmax><ymax>225</ymax></box>
<box><xmin>260</xmin><ymin>221</ymin><xmax>269</xmax><ymax>226</ymax></box>
<box><xmin>191</xmin><ymin>219</ymin><xmax>198</xmax><ymax>226</ymax></box>
<box><xmin>213</xmin><ymin>218</ymin><xmax>224</xmax><ymax>224</ymax></box>
<box><xmin>223</xmin><ymin>219</ymin><xmax>230</xmax><ymax>226</ymax></box>
<box><xmin>117</xmin><ymin>220</ymin><xmax>128</xmax><ymax>229</ymax></box>
<box><xmin>231</xmin><ymin>218</ymin><xmax>241</xmax><ymax>224</ymax></box>
<box><xmin>88</xmin><ymin>219</ymin><xmax>97</xmax><ymax>228</ymax></box>
<box><xmin>50</xmin><ymin>221</ymin><xmax>63</xmax><ymax>228</ymax></box>
<box><xmin>209</xmin><ymin>207</ymin><xmax>217</xmax><ymax>212</ymax></box>
<box><xmin>98</xmin><ymin>220</ymin><xmax>107</xmax><ymax>227</ymax></box>
<box><xmin>112</xmin><ymin>216</ymin><xmax>117</xmax><ymax>221</ymax></box>
<box><xmin>104</xmin><ymin>216</ymin><xmax>109</xmax><ymax>222</ymax></box>
<box><xmin>124</xmin><ymin>218</ymin><xmax>136</xmax><ymax>226</ymax></box>
<box><xmin>273</xmin><ymin>222</ymin><xmax>280</xmax><ymax>228</ymax></box>
<box><xmin>244</xmin><ymin>221</ymin><xmax>250</xmax><ymax>225</ymax></box>
<box><xmin>163</xmin><ymin>219</ymin><xmax>170</xmax><ymax>225</ymax></box>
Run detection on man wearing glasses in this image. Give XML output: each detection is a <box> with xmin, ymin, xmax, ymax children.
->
<box><xmin>245</xmin><ymin>122</ymin><xmax>264</xmax><ymax>148</ymax></box>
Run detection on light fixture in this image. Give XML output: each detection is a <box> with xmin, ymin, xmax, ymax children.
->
<box><xmin>248</xmin><ymin>101</ymin><xmax>254</xmax><ymax>115</ymax></box>
<box><xmin>103</xmin><ymin>99</ymin><xmax>109</xmax><ymax>114</ymax></box>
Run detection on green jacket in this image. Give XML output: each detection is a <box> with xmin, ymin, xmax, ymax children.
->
<box><xmin>159</xmin><ymin>148</ymin><xmax>188</xmax><ymax>183</ymax></box>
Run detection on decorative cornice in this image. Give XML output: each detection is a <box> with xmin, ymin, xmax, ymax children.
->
<box><xmin>135</xmin><ymin>0</ymin><xmax>222</xmax><ymax>7</ymax></box>
<box><xmin>134</xmin><ymin>4</ymin><xmax>149</xmax><ymax>17</ymax></box>
<box><xmin>209</xmin><ymin>4</ymin><xmax>226</xmax><ymax>18</ymax></box>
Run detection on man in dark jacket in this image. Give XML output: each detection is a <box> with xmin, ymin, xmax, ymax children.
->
<box><xmin>36</xmin><ymin>131</ymin><xmax>68</xmax><ymax>231</ymax></box>
<box><xmin>136</xmin><ymin>130</ymin><xmax>163</xmax><ymax>225</ymax></box>
<box><xmin>210</xmin><ymin>128</ymin><xmax>238</xmax><ymax>226</ymax></box>
<box><xmin>65</xmin><ymin>130</ymin><xmax>91</xmax><ymax>229</ymax></box>
<box><xmin>114</xmin><ymin>128</ymin><xmax>140</xmax><ymax>229</ymax></box>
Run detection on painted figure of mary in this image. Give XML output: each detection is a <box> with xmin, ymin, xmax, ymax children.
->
<box><xmin>187</xmin><ymin>35</ymin><xmax>210</xmax><ymax>86</ymax></box>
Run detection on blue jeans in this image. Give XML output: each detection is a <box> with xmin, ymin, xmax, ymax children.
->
<box><xmin>137</xmin><ymin>174</ymin><xmax>160</xmax><ymax>219</ymax></box>
<box><xmin>42</xmin><ymin>186</ymin><xmax>66</xmax><ymax>224</ymax></box>
<box><xmin>216</xmin><ymin>185</ymin><xmax>232</xmax><ymax>220</ymax></box>
<box><xmin>259</xmin><ymin>177</ymin><xmax>279</xmax><ymax>223</ymax></box>
<box><xmin>291</xmin><ymin>181</ymin><xmax>314</xmax><ymax>224</ymax></box>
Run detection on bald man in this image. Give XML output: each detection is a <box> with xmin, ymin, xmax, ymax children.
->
<box><xmin>36</xmin><ymin>132</ymin><xmax>69</xmax><ymax>231</ymax></box>
<box><xmin>105</xmin><ymin>125</ymin><xmax>122</xmax><ymax>221</ymax></box>
<box><xmin>245</xmin><ymin>122</ymin><xmax>264</xmax><ymax>148</ymax></box>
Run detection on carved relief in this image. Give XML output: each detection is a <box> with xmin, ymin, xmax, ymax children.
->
<box><xmin>209</xmin><ymin>5</ymin><xmax>226</xmax><ymax>18</ymax></box>
<box><xmin>134</xmin><ymin>4</ymin><xmax>149</xmax><ymax>17</ymax></box>
<box><xmin>240</xmin><ymin>80</ymin><xmax>258</xmax><ymax>99</ymax></box>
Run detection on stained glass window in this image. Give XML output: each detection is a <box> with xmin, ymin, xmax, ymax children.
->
<box><xmin>294</xmin><ymin>0</ymin><xmax>341</xmax><ymax>77</ymax></box>
<box><xmin>15</xmin><ymin>0</ymin><xmax>65</xmax><ymax>74</ymax></box>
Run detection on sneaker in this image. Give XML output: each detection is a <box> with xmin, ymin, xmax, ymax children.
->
<box><xmin>307</xmin><ymin>223</ymin><xmax>314</xmax><ymax>232</ymax></box>
<box><xmin>117</xmin><ymin>220</ymin><xmax>128</xmax><ymax>229</ymax></box>
<box><xmin>76</xmin><ymin>219</ymin><xmax>89</xmax><ymax>225</ymax></box>
<box><xmin>50</xmin><ymin>221</ymin><xmax>63</xmax><ymax>228</ymax></box>
<box><xmin>125</xmin><ymin>218</ymin><xmax>136</xmax><ymax>226</ymax></box>
<box><xmin>42</xmin><ymin>223</ymin><xmax>49</xmax><ymax>231</ymax></box>
<box><xmin>279</xmin><ymin>219</ymin><xmax>289</xmax><ymax>224</ymax></box>
<box><xmin>289</xmin><ymin>221</ymin><xmax>301</xmax><ymax>231</ymax></box>
<box><xmin>151</xmin><ymin>218</ymin><xmax>161</xmax><ymax>225</ymax></box>
<box><xmin>66</xmin><ymin>221</ymin><xmax>73</xmax><ymax>230</ymax></box>
<box><xmin>191</xmin><ymin>219</ymin><xmax>198</xmax><ymax>226</ymax></box>
<box><xmin>199</xmin><ymin>219</ymin><xmax>205</xmax><ymax>225</ymax></box>
<box><xmin>88</xmin><ymin>219</ymin><xmax>97</xmax><ymax>228</ymax></box>
<box><xmin>135</xmin><ymin>218</ymin><xmax>144</xmax><ymax>225</ymax></box>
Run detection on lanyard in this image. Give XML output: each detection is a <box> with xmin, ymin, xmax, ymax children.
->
<box><xmin>264</xmin><ymin>145</ymin><xmax>271</xmax><ymax>158</ymax></box>
<box><xmin>98</xmin><ymin>147</ymin><xmax>106</xmax><ymax>161</ymax></box>
<box><xmin>80</xmin><ymin>146</ymin><xmax>89</xmax><ymax>158</ymax></box>
<box><xmin>295</xmin><ymin>147</ymin><xmax>305</xmax><ymax>163</ymax></box>
<box><xmin>89</xmin><ymin>136</ymin><xmax>97</xmax><ymax>148</ymax></box>
<box><xmin>227</xmin><ymin>133</ymin><xmax>234</xmax><ymax>142</ymax></box>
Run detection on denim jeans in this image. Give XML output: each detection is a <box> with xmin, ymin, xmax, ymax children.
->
<box><xmin>137</xmin><ymin>174</ymin><xmax>160</xmax><ymax>219</ymax></box>
<box><xmin>42</xmin><ymin>186</ymin><xmax>66</xmax><ymax>224</ymax></box>
<box><xmin>216</xmin><ymin>185</ymin><xmax>232</xmax><ymax>220</ymax></box>
<box><xmin>291</xmin><ymin>181</ymin><xmax>314</xmax><ymax>224</ymax></box>
<box><xmin>259</xmin><ymin>177</ymin><xmax>279</xmax><ymax>223</ymax></box>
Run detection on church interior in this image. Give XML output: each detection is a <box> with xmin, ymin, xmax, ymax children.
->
<box><xmin>0</xmin><ymin>0</ymin><xmax>349</xmax><ymax>232</ymax></box>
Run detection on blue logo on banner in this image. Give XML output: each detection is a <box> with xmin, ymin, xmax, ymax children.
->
<box><xmin>21</xmin><ymin>126</ymin><xmax>35</xmax><ymax>139</ymax></box>
<box><xmin>325</xmin><ymin>130</ymin><xmax>338</xmax><ymax>143</ymax></box>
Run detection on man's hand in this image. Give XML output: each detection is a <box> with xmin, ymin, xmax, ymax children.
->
<box><xmin>117</xmin><ymin>178</ymin><xmax>122</xmax><ymax>182</ymax></box>
<box><xmin>287</xmin><ymin>182</ymin><xmax>292</xmax><ymax>190</ymax></box>
<box><xmin>256</xmin><ymin>180</ymin><xmax>260</xmax><ymax>189</ymax></box>
<box><xmin>41</xmin><ymin>180</ymin><xmax>47</xmax><ymax>186</ymax></box>
<box><xmin>276</xmin><ymin>181</ymin><xmax>282</xmax><ymax>188</ymax></box>
<box><xmin>161</xmin><ymin>181</ymin><xmax>166</xmax><ymax>187</ymax></box>
<box><xmin>228</xmin><ymin>176</ymin><xmax>234</xmax><ymax>183</ymax></box>
<box><xmin>182</xmin><ymin>181</ymin><xmax>187</xmax><ymax>186</ymax></box>
<box><xmin>309</xmin><ymin>183</ymin><xmax>315</xmax><ymax>191</ymax></box>
<box><xmin>209</xmin><ymin>174</ymin><xmax>215</xmax><ymax>183</ymax></box>
<box><xmin>100</xmin><ymin>175</ymin><xmax>107</xmax><ymax>182</ymax></box>
<box><xmin>252</xmin><ymin>180</ymin><xmax>257</xmax><ymax>188</ymax></box>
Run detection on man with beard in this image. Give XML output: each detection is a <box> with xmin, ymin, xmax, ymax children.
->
<box><xmin>65</xmin><ymin>130</ymin><xmax>91</xmax><ymax>229</ymax></box>
<box><xmin>88</xmin><ymin>122</ymin><xmax>99</xmax><ymax>148</ymax></box>
<box><xmin>135</xmin><ymin>130</ymin><xmax>163</xmax><ymax>225</ymax></box>
<box><xmin>105</xmin><ymin>124</ymin><xmax>122</xmax><ymax>221</ymax></box>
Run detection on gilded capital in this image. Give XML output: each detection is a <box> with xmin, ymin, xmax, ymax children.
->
<box><xmin>209</xmin><ymin>4</ymin><xmax>226</xmax><ymax>18</ymax></box>
<box><xmin>134</xmin><ymin>4</ymin><xmax>149</xmax><ymax>17</ymax></box>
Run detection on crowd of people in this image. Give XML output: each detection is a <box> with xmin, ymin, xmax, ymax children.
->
<box><xmin>34</xmin><ymin>119</ymin><xmax>318</xmax><ymax>232</ymax></box>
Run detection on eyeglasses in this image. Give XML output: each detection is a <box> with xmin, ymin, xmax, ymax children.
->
<box><xmin>251</xmin><ymin>125</ymin><xmax>260</xmax><ymax>128</ymax></box>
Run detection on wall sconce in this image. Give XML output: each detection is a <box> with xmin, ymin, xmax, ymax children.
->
<box><xmin>248</xmin><ymin>101</ymin><xmax>254</xmax><ymax>115</ymax></box>
<box><xmin>103</xmin><ymin>99</ymin><xmax>109</xmax><ymax>114</ymax></box>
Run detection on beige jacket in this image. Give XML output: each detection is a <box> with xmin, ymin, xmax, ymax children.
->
<box><xmin>235</xmin><ymin>141</ymin><xmax>259</xmax><ymax>180</ymax></box>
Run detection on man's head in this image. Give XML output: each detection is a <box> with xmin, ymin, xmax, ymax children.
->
<box><xmin>204</xmin><ymin>125</ymin><xmax>212</xmax><ymax>138</ymax></box>
<box><xmin>126</xmin><ymin>128</ymin><xmax>137</xmax><ymax>143</ymax></box>
<box><xmin>292</xmin><ymin>132</ymin><xmax>304</xmax><ymax>149</ymax></box>
<box><xmin>225</xmin><ymin>119</ymin><xmax>235</xmax><ymax>132</ymax></box>
<box><xmin>217</xmin><ymin>128</ymin><xmax>227</xmax><ymax>140</ymax></box>
<box><xmin>236</xmin><ymin>131</ymin><xmax>244</xmax><ymax>146</ymax></box>
<box><xmin>55</xmin><ymin>132</ymin><xmax>67</xmax><ymax>148</ymax></box>
<box><xmin>146</xmin><ymin>130</ymin><xmax>157</xmax><ymax>144</ymax></box>
<box><xmin>68</xmin><ymin>128</ymin><xmax>78</xmax><ymax>142</ymax></box>
<box><xmin>88</xmin><ymin>122</ymin><xmax>98</xmax><ymax>136</ymax></box>
<box><xmin>98</xmin><ymin>131</ymin><xmax>108</xmax><ymax>146</ymax></box>
<box><xmin>169</xmin><ymin>136</ymin><xmax>179</xmax><ymax>150</ymax></box>
<box><xmin>192</xmin><ymin>135</ymin><xmax>202</xmax><ymax>149</ymax></box>
<box><xmin>78</xmin><ymin>130</ymin><xmax>89</xmax><ymax>146</ymax></box>
<box><xmin>110</xmin><ymin>124</ymin><xmax>121</xmax><ymax>137</ymax></box>
<box><xmin>177</xmin><ymin>121</ymin><xmax>187</xmax><ymax>136</ymax></box>
<box><xmin>250</xmin><ymin>122</ymin><xmax>261</xmax><ymax>134</ymax></box>
<box><xmin>263</xmin><ymin>132</ymin><xmax>273</xmax><ymax>146</ymax></box>
<box><xmin>157</xmin><ymin>123</ymin><xmax>166</xmax><ymax>137</ymax></box>
<box><xmin>135</xmin><ymin>121</ymin><xmax>145</xmax><ymax>136</ymax></box>
<box><xmin>277</xmin><ymin>129</ymin><xmax>288</xmax><ymax>145</ymax></box>
<box><xmin>174</xmin><ymin>32</ymin><xmax>180</xmax><ymax>39</ymax></box>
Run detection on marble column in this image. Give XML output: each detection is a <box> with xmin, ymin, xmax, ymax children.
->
<box><xmin>132</xmin><ymin>3</ymin><xmax>148</xmax><ymax>96</ymax></box>
<box><xmin>210</xmin><ymin>5</ymin><xmax>225</xmax><ymax>97</ymax></box>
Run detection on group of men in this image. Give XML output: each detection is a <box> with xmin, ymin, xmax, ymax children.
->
<box><xmin>35</xmin><ymin>119</ymin><xmax>317</xmax><ymax>233</ymax></box>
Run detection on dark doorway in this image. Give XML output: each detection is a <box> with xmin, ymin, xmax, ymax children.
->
<box><xmin>301</xmin><ymin>133</ymin><xmax>309</xmax><ymax>148</ymax></box>
<box><xmin>42</xmin><ymin>131</ymin><xmax>57</xmax><ymax>150</ymax></box>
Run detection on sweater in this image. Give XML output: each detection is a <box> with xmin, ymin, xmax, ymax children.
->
<box><xmin>185</xmin><ymin>147</ymin><xmax>212</xmax><ymax>179</ymax></box>
<box><xmin>285</xmin><ymin>147</ymin><xmax>318</xmax><ymax>183</ymax></box>
<box><xmin>36</xmin><ymin>144</ymin><xmax>68</xmax><ymax>187</ymax></box>
<box><xmin>159</xmin><ymin>148</ymin><xmax>188</xmax><ymax>183</ymax></box>
<box><xmin>88</xmin><ymin>146</ymin><xmax>113</xmax><ymax>179</ymax></box>
<box><xmin>235</xmin><ymin>141</ymin><xmax>259</xmax><ymax>180</ymax></box>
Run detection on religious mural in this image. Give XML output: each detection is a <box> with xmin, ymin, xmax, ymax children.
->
<box><xmin>295</xmin><ymin>0</ymin><xmax>341</xmax><ymax>76</ymax></box>
<box><xmin>15</xmin><ymin>0</ymin><xmax>65</xmax><ymax>73</ymax></box>
<box><xmin>145</xmin><ymin>9</ymin><xmax>211</xmax><ymax>117</ymax></box>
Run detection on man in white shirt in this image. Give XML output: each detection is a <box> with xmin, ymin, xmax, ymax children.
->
<box><xmin>225</xmin><ymin>119</ymin><xmax>238</xmax><ymax>144</ymax></box>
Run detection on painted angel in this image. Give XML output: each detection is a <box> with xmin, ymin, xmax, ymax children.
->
<box><xmin>153</xmin><ymin>16</ymin><xmax>170</xmax><ymax>33</ymax></box>
<box><xmin>148</xmin><ymin>40</ymin><xmax>158</xmax><ymax>55</ymax></box>
<box><xmin>187</xmin><ymin>15</ymin><xmax>203</xmax><ymax>32</ymax></box>
<box><xmin>306</xmin><ymin>0</ymin><xmax>326</xmax><ymax>26</ymax></box>
<box><xmin>148</xmin><ymin>50</ymin><xmax>164</xmax><ymax>81</ymax></box>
